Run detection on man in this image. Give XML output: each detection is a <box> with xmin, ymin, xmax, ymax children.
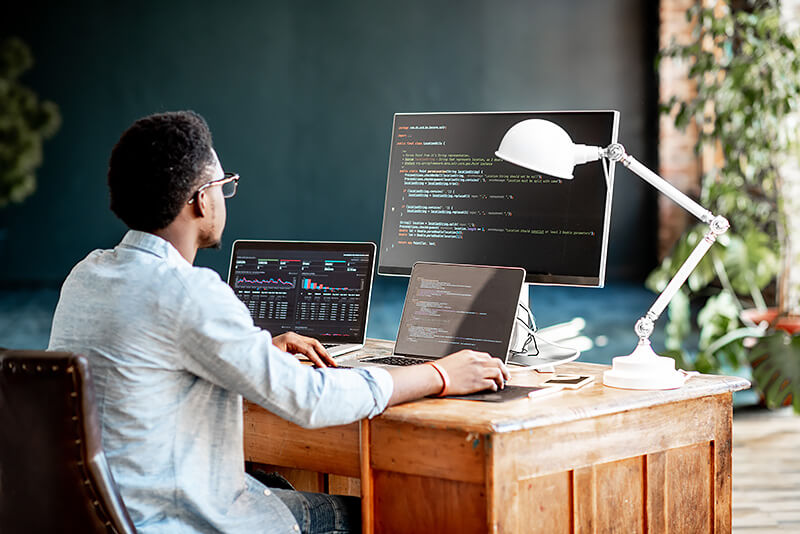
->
<box><xmin>48</xmin><ymin>111</ymin><xmax>509</xmax><ymax>534</ymax></box>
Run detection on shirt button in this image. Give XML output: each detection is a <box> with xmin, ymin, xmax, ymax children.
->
<box><xmin>263</xmin><ymin>489</ymin><xmax>271</xmax><ymax>496</ymax></box>
<box><xmin>293</xmin><ymin>525</ymin><xmax>300</xmax><ymax>532</ymax></box>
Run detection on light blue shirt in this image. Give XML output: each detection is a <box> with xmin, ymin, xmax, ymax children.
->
<box><xmin>48</xmin><ymin>230</ymin><xmax>393</xmax><ymax>534</ymax></box>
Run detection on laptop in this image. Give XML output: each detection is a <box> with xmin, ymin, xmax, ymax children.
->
<box><xmin>227</xmin><ymin>240</ymin><xmax>376</xmax><ymax>357</ymax></box>
<box><xmin>347</xmin><ymin>262</ymin><xmax>525</xmax><ymax>368</ymax></box>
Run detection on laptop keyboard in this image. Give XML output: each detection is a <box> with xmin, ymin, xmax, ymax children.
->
<box><xmin>363</xmin><ymin>356</ymin><xmax>430</xmax><ymax>366</ymax></box>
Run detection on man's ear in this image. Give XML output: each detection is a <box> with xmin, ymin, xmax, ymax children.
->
<box><xmin>193</xmin><ymin>191</ymin><xmax>209</xmax><ymax>218</ymax></box>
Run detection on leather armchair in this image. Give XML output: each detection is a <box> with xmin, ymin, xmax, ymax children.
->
<box><xmin>0</xmin><ymin>349</ymin><xmax>136</xmax><ymax>533</ymax></box>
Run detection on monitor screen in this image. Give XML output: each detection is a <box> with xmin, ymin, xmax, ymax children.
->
<box><xmin>227</xmin><ymin>241</ymin><xmax>375</xmax><ymax>342</ymax></box>
<box><xmin>378</xmin><ymin>111</ymin><xmax>619</xmax><ymax>286</ymax></box>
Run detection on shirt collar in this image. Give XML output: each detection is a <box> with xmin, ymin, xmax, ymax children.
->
<box><xmin>119</xmin><ymin>230</ymin><xmax>190</xmax><ymax>266</ymax></box>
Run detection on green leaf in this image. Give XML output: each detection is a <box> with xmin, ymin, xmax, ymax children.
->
<box><xmin>694</xmin><ymin>350</ymin><xmax>718</xmax><ymax>375</ymax></box>
<box><xmin>675</xmin><ymin>103</ymin><xmax>690</xmax><ymax>130</ymax></box>
<box><xmin>722</xmin><ymin>230</ymin><xmax>779</xmax><ymax>294</ymax></box>
<box><xmin>645</xmin><ymin>264</ymin><xmax>670</xmax><ymax>294</ymax></box>
<box><xmin>697</xmin><ymin>290</ymin><xmax>747</xmax><ymax>370</ymax></box>
<box><xmin>665</xmin><ymin>289</ymin><xmax>691</xmax><ymax>351</ymax></box>
<box><xmin>0</xmin><ymin>37</ymin><xmax>33</xmax><ymax>80</ymax></box>
<box><xmin>658</xmin><ymin>348</ymin><xmax>694</xmax><ymax>372</ymax></box>
<box><xmin>748</xmin><ymin>331</ymin><xmax>800</xmax><ymax>413</ymax></box>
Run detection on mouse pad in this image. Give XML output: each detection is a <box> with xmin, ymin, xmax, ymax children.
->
<box><xmin>444</xmin><ymin>384</ymin><xmax>545</xmax><ymax>402</ymax></box>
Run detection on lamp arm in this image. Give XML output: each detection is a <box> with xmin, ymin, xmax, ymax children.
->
<box><xmin>632</xmin><ymin>228</ymin><xmax>720</xmax><ymax>341</ymax></box>
<box><xmin>600</xmin><ymin>143</ymin><xmax>730</xmax><ymax>343</ymax></box>
<box><xmin>603</xmin><ymin>143</ymin><xmax>715</xmax><ymax>225</ymax></box>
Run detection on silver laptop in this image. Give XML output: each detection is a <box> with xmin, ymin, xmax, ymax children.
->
<box><xmin>347</xmin><ymin>262</ymin><xmax>525</xmax><ymax>368</ymax></box>
<box><xmin>227</xmin><ymin>240</ymin><xmax>376</xmax><ymax>357</ymax></box>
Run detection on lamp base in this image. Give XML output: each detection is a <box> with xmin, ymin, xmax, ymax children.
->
<box><xmin>602</xmin><ymin>340</ymin><xmax>688</xmax><ymax>390</ymax></box>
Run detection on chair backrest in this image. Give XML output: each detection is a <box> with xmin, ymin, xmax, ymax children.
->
<box><xmin>0</xmin><ymin>349</ymin><xmax>136</xmax><ymax>534</ymax></box>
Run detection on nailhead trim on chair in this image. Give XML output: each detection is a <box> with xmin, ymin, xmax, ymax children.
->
<box><xmin>65</xmin><ymin>359</ymin><xmax>120</xmax><ymax>533</ymax></box>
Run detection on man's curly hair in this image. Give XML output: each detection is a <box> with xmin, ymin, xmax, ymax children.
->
<box><xmin>108</xmin><ymin>111</ymin><xmax>214</xmax><ymax>231</ymax></box>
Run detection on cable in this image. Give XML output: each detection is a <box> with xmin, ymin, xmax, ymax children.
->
<box><xmin>509</xmin><ymin>317</ymin><xmax>539</xmax><ymax>357</ymax></box>
<box><xmin>510</xmin><ymin>302</ymin><xmax>584</xmax><ymax>357</ymax></box>
<box><xmin>509</xmin><ymin>302</ymin><xmax>538</xmax><ymax>356</ymax></box>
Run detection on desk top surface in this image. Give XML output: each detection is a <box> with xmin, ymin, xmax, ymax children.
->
<box><xmin>335</xmin><ymin>339</ymin><xmax>751</xmax><ymax>434</ymax></box>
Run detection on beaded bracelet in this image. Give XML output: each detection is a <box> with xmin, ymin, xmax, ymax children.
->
<box><xmin>426</xmin><ymin>361</ymin><xmax>451</xmax><ymax>397</ymax></box>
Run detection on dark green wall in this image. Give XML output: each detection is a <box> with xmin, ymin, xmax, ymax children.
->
<box><xmin>1</xmin><ymin>0</ymin><xmax>658</xmax><ymax>285</ymax></box>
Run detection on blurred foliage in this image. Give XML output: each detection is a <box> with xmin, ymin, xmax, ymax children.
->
<box><xmin>748</xmin><ymin>331</ymin><xmax>800</xmax><ymax>413</ymax></box>
<box><xmin>0</xmin><ymin>36</ymin><xmax>61</xmax><ymax>208</ymax></box>
<box><xmin>651</xmin><ymin>0</ymin><xmax>800</xmax><ymax>378</ymax></box>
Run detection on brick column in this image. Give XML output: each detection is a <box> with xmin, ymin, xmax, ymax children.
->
<box><xmin>658</xmin><ymin>0</ymin><xmax>701</xmax><ymax>259</ymax></box>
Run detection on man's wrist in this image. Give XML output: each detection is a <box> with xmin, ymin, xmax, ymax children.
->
<box><xmin>426</xmin><ymin>361</ymin><xmax>450</xmax><ymax>397</ymax></box>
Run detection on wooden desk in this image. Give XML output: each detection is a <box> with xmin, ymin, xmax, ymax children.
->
<box><xmin>244</xmin><ymin>339</ymin><xmax>749</xmax><ymax>533</ymax></box>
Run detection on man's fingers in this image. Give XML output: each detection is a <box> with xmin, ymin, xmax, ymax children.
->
<box><xmin>494</xmin><ymin>360</ymin><xmax>510</xmax><ymax>381</ymax></box>
<box><xmin>285</xmin><ymin>334</ymin><xmax>335</xmax><ymax>368</ymax></box>
<box><xmin>296</xmin><ymin>343</ymin><xmax>329</xmax><ymax>368</ymax></box>
<box><xmin>475</xmin><ymin>355</ymin><xmax>509</xmax><ymax>379</ymax></box>
<box><xmin>482</xmin><ymin>378</ymin><xmax>499</xmax><ymax>391</ymax></box>
<box><xmin>487</xmin><ymin>367</ymin><xmax>505</xmax><ymax>388</ymax></box>
<box><xmin>310</xmin><ymin>339</ymin><xmax>337</xmax><ymax>367</ymax></box>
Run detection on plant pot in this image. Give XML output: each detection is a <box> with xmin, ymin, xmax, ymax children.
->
<box><xmin>741</xmin><ymin>307</ymin><xmax>800</xmax><ymax>335</ymax></box>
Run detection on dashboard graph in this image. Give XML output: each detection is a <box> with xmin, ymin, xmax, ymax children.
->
<box><xmin>229</xmin><ymin>244</ymin><xmax>374</xmax><ymax>340</ymax></box>
<box><xmin>236</xmin><ymin>276</ymin><xmax>296</xmax><ymax>288</ymax></box>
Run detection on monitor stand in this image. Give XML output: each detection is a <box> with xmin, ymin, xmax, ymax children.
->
<box><xmin>506</xmin><ymin>284</ymin><xmax>582</xmax><ymax>370</ymax></box>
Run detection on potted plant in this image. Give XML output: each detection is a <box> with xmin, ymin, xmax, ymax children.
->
<box><xmin>650</xmin><ymin>0</ymin><xmax>800</xmax><ymax>411</ymax></box>
<box><xmin>0</xmin><ymin>36</ymin><xmax>61</xmax><ymax>209</ymax></box>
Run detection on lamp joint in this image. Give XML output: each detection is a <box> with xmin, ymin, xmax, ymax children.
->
<box><xmin>709</xmin><ymin>215</ymin><xmax>730</xmax><ymax>236</ymax></box>
<box><xmin>634</xmin><ymin>316</ymin><xmax>655</xmax><ymax>341</ymax></box>
<box><xmin>603</xmin><ymin>143</ymin><xmax>627</xmax><ymax>163</ymax></box>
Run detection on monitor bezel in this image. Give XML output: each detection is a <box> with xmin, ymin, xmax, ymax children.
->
<box><xmin>377</xmin><ymin>110</ymin><xmax>619</xmax><ymax>287</ymax></box>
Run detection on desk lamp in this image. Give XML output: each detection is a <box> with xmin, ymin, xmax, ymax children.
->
<box><xmin>496</xmin><ymin>119</ymin><xmax>729</xmax><ymax>389</ymax></box>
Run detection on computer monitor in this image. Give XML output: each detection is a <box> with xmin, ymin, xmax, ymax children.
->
<box><xmin>227</xmin><ymin>241</ymin><xmax>375</xmax><ymax>344</ymax></box>
<box><xmin>378</xmin><ymin>111</ymin><xmax>619</xmax><ymax>287</ymax></box>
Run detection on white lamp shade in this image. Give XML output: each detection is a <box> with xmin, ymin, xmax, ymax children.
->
<box><xmin>495</xmin><ymin>119</ymin><xmax>577</xmax><ymax>179</ymax></box>
<box><xmin>496</xmin><ymin>119</ymin><xmax>604</xmax><ymax>179</ymax></box>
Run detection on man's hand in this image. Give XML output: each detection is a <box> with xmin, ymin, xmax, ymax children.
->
<box><xmin>272</xmin><ymin>332</ymin><xmax>336</xmax><ymax>368</ymax></box>
<box><xmin>386</xmin><ymin>349</ymin><xmax>510</xmax><ymax>406</ymax></box>
<box><xmin>435</xmin><ymin>350</ymin><xmax>510</xmax><ymax>395</ymax></box>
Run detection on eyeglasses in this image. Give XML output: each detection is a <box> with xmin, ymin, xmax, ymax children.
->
<box><xmin>187</xmin><ymin>172</ymin><xmax>239</xmax><ymax>204</ymax></box>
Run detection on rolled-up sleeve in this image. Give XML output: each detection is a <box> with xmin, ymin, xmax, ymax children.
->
<box><xmin>177</xmin><ymin>269</ymin><xmax>393</xmax><ymax>428</ymax></box>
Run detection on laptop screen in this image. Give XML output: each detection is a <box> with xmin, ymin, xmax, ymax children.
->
<box><xmin>394</xmin><ymin>263</ymin><xmax>525</xmax><ymax>360</ymax></box>
<box><xmin>228</xmin><ymin>241</ymin><xmax>376</xmax><ymax>343</ymax></box>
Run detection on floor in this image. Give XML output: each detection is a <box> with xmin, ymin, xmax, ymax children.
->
<box><xmin>732</xmin><ymin>407</ymin><xmax>800</xmax><ymax>532</ymax></box>
<box><xmin>2</xmin><ymin>282</ymin><xmax>797</xmax><ymax>530</ymax></box>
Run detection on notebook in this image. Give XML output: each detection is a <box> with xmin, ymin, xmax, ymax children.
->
<box><xmin>347</xmin><ymin>262</ymin><xmax>525</xmax><ymax>368</ymax></box>
<box><xmin>227</xmin><ymin>240</ymin><xmax>376</xmax><ymax>357</ymax></box>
